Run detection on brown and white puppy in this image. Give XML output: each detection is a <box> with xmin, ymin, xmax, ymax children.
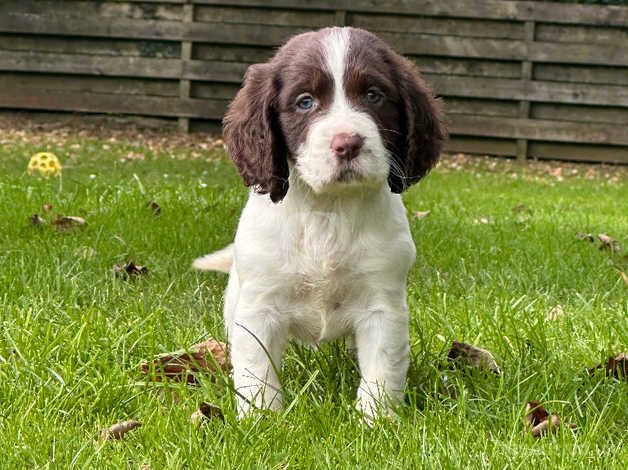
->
<box><xmin>194</xmin><ymin>27</ymin><xmax>445</xmax><ymax>420</ymax></box>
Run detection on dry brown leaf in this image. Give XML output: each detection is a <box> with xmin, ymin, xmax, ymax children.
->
<box><xmin>141</xmin><ymin>339</ymin><xmax>230</xmax><ymax>384</ymax></box>
<box><xmin>191</xmin><ymin>402</ymin><xmax>225</xmax><ymax>426</ymax></box>
<box><xmin>447</xmin><ymin>341</ymin><xmax>501</xmax><ymax>374</ymax></box>
<box><xmin>512</xmin><ymin>204</ymin><xmax>531</xmax><ymax>213</ymax></box>
<box><xmin>587</xmin><ymin>353</ymin><xmax>628</xmax><ymax>381</ymax></box>
<box><xmin>414</xmin><ymin>210</ymin><xmax>431</xmax><ymax>219</ymax></box>
<box><xmin>29</xmin><ymin>214</ymin><xmax>46</xmax><ymax>226</ymax></box>
<box><xmin>598</xmin><ymin>233</ymin><xmax>620</xmax><ymax>252</ymax></box>
<box><xmin>53</xmin><ymin>215</ymin><xmax>86</xmax><ymax>229</ymax></box>
<box><xmin>42</xmin><ymin>203</ymin><xmax>53</xmax><ymax>213</ymax></box>
<box><xmin>113</xmin><ymin>262</ymin><xmax>148</xmax><ymax>278</ymax></box>
<box><xmin>98</xmin><ymin>420</ymin><xmax>141</xmax><ymax>441</ymax></box>
<box><xmin>147</xmin><ymin>201</ymin><xmax>161</xmax><ymax>215</ymax></box>
<box><xmin>525</xmin><ymin>401</ymin><xmax>575</xmax><ymax>439</ymax></box>
<box><xmin>576</xmin><ymin>233</ymin><xmax>595</xmax><ymax>242</ymax></box>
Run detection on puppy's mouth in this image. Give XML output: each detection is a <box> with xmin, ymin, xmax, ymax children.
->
<box><xmin>335</xmin><ymin>168</ymin><xmax>362</xmax><ymax>183</ymax></box>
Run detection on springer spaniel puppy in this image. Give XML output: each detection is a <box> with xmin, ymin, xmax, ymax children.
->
<box><xmin>194</xmin><ymin>27</ymin><xmax>445</xmax><ymax>420</ymax></box>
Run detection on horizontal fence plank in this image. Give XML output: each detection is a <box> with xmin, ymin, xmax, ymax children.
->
<box><xmin>0</xmin><ymin>89</ymin><xmax>228</xmax><ymax>119</ymax></box>
<box><xmin>426</xmin><ymin>74</ymin><xmax>628</xmax><ymax>107</ymax></box>
<box><xmin>535</xmin><ymin>23</ymin><xmax>628</xmax><ymax>45</ymax></box>
<box><xmin>194</xmin><ymin>0</ymin><xmax>628</xmax><ymax>26</ymax></box>
<box><xmin>195</xmin><ymin>5</ymin><xmax>335</xmax><ymax>27</ymax></box>
<box><xmin>449</xmin><ymin>115</ymin><xmax>628</xmax><ymax>146</ymax></box>
<box><xmin>534</xmin><ymin>64</ymin><xmax>628</xmax><ymax>87</ymax></box>
<box><xmin>531</xmin><ymin>103</ymin><xmax>628</xmax><ymax>125</ymax></box>
<box><xmin>445</xmin><ymin>136</ymin><xmax>517</xmax><ymax>157</ymax></box>
<box><xmin>0</xmin><ymin>72</ymin><xmax>179</xmax><ymax>97</ymax></box>
<box><xmin>528</xmin><ymin>142</ymin><xmax>628</xmax><ymax>164</ymax></box>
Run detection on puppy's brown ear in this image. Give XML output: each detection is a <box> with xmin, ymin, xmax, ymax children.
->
<box><xmin>223</xmin><ymin>64</ymin><xmax>289</xmax><ymax>202</ymax></box>
<box><xmin>388</xmin><ymin>56</ymin><xmax>446</xmax><ymax>193</ymax></box>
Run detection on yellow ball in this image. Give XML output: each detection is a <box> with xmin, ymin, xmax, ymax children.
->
<box><xmin>27</xmin><ymin>152</ymin><xmax>62</xmax><ymax>177</ymax></box>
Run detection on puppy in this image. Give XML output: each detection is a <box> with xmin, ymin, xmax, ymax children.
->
<box><xmin>194</xmin><ymin>27</ymin><xmax>445</xmax><ymax>420</ymax></box>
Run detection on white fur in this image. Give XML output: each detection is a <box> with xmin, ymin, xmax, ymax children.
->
<box><xmin>195</xmin><ymin>27</ymin><xmax>415</xmax><ymax>421</ymax></box>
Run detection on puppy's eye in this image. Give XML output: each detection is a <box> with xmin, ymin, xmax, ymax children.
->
<box><xmin>296</xmin><ymin>93</ymin><xmax>315</xmax><ymax>111</ymax></box>
<box><xmin>365</xmin><ymin>87</ymin><xmax>384</xmax><ymax>105</ymax></box>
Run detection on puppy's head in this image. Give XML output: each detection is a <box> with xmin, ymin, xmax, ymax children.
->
<box><xmin>223</xmin><ymin>27</ymin><xmax>446</xmax><ymax>202</ymax></box>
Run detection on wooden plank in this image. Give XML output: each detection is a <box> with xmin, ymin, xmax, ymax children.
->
<box><xmin>534</xmin><ymin>64</ymin><xmax>628</xmax><ymax>87</ymax></box>
<box><xmin>193</xmin><ymin>1</ymin><xmax>628</xmax><ymax>26</ymax></box>
<box><xmin>411</xmin><ymin>57</ymin><xmax>521</xmax><ymax>79</ymax></box>
<box><xmin>529</xmin><ymin>42</ymin><xmax>628</xmax><ymax>67</ymax></box>
<box><xmin>179</xmin><ymin>2</ymin><xmax>194</xmax><ymax>132</ymax></box>
<box><xmin>528</xmin><ymin>142</ymin><xmax>628</xmax><ymax>164</ymax></box>
<box><xmin>535</xmin><ymin>23</ymin><xmax>628</xmax><ymax>45</ymax></box>
<box><xmin>445</xmin><ymin>136</ymin><xmax>517</xmax><ymax>157</ymax></box>
<box><xmin>190</xmin><ymin>82</ymin><xmax>240</xmax><ymax>99</ymax></box>
<box><xmin>184</xmin><ymin>22</ymin><xmax>309</xmax><ymax>45</ymax></box>
<box><xmin>183</xmin><ymin>60</ymin><xmax>248</xmax><ymax>81</ymax></box>
<box><xmin>449</xmin><ymin>115</ymin><xmax>628</xmax><ymax>146</ymax></box>
<box><xmin>531</xmin><ymin>103</ymin><xmax>628</xmax><ymax>126</ymax></box>
<box><xmin>375</xmin><ymin>31</ymin><xmax>525</xmax><ymax>60</ymax></box>
<box><xmin>0</xmin><ymin>50</ymin><xmax>182</xmax><ymax>79</ymax></box>
<box><xmin>0</xmin><ymin>72</ymin><xmax>178</xmax><ymax>97</ymax></box>
<box><xmin>517</xmin><ymin>20</ymin><xmax>535</xmax><ymax>160</ymax></box>
<box><xmin>0</xmin><ymin>35</ymin><xmax>180</xmax><ymax>58</ymax></box>
<box><xmin>0</xmin><ymin>89</ymin><xmax>228</xmax><ymax>119</ymax></box>
<box><xmin>193</xmin><ymin>44</ymin><xmax>274</xmax><ymax>63</ymax></box>
<box><xmin>349</xmin><ymin>13</ymin><xmax>524</xmax><ymax>39</ymax></box>
<box><xmin>195</xmin><ymin>5</ymin><xmax>334</xmax><ymax>26</ymax></box>
<box><xmin>444</xmin><ymin>98</ymin><xmax>520</xmax><ymax>118</ymax></box>
<box><xmin>0</xmin><ymin>10</ymin><xmax>184</xmax><ymax>41</ymax></box>
<box><xmin>425</xmin><ymin>74</ymin><xmax>628</xmax><ymax>107</ymax></box>
<box><xmin>2</xmin><ymin>1</ymin><xmax>184</xmax><ymax>21</ymax></box>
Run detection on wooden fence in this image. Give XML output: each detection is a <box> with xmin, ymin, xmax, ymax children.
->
<box><xmin>0</xmin><ymin>0</ymin><xmax>627</xmax><ymax>163</ymax></box>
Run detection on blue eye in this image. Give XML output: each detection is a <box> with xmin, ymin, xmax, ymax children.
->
<box><xmin>366</xmin><ymin>87</ymin><xmax>383</xmax><ymax>104</ymax></box>
<box><xmin>296</xmin><ymin>94</ymin><xmax>315</xmax><ymax>110</ymax></box>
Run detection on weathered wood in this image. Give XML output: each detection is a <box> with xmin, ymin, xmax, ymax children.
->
<box><xmin>449</xmin><ymin>115</ymin><xmax>628</xmax><ymax>146</ymax></box>
<box><xmin>350</xmin><ymin>13</ymin><xmax>524</xmax><ymax>39</ymax></box>
<box><xmin>0</xmin><ymin>35</ymin><xmax>180</xmax><ymax>58</ymax></box>
<box><xmin>191</xmin><ymin>82</ymin><xmax>240</xmax><ymax>99</ymax></box>
<box><xmin>0</xmin><ymin>89</ymin><xmax>228</xmax><ymax>119</ymax></box>
<box><xmin>517</xmin><ymin>20</ymin><xmax>535</xmax><ymax>160</ymax></box>
<box><xmin>528</xmin><ymin>142</ymin><xmax>628</xmax><ymax>164</ymax></box>
<box><xmin>530</xmin><ymin>42</ymin><xmax>628</xmax><ymax>67</ymax></box>
<box><xmin>0</xmin><ymin>50</ymin><xmax>182</xmax><ymax>79</ymax></box>
<box><xmin>425</xmin><ymin>74</ymin><xmax>628</xmax><ymax>107</ymax></box>
<box><xmin>445</xmin><ymin>136</ymin><xmax>517</xmax><ymax>157</ymax></box>
<box><xmin>0</xmin><ymin>72</ymin><xmax>178</xmax><ymax>97</ymax></box>
<box><xmin>444</xmin><ymin>98</ymin><xmax>520</xmax><ymax>118</ymax></box>
<box><xmin>531</xmin><ymin>103</ymin><xmax>628</xmax><ymax>126</ymax></box>
<box><xmin>534</xmin><ymin>64</ymin><xmax>628</xmax><ymax>87</ymax></box>
<box><xmin>535</xmin><ymin>23</ymin><xmax>628</xmax><ymax>45</ymax></box>
<box><xmin>179</xmin><ymin>2</ymin><xmax>194</xmax><ymax>132</ymax></box>
<box><xmin>412</xmin><ymin>57</ymin><xmax>521</xmax><ymax>79</ymax></box>
<box><xmin>192</xmin><ymin>0</ymin><xmax>628</xmax><ymax>26</ymax></box>
<box><xmin>193</xmin><ymin>44</ymin><xmax>273</xmax><ymax>63</ymax></box>
<box><xmin>195</xmin><ymin>5</ymin><xmax>334</xmax><ymax>27</ymax></box>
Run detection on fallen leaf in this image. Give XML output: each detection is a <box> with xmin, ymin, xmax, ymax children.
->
<box><xmin>598</xmin><ymin>233</ymin><xmax>620</xmax><ymax>252</ymax></box>
<box><xmin>587</xmin><ymin>353</ymin><xmax>628</xmax><ymax>381</ymax></box>
<box><xmin>42</xmin><ymin>203</ymin><xmax>53</xmax><ymax>213</ymax></box>
<box><xmin>98</xmin><ymin>420</ymin><xmax>141</xmax><ymax>441</ymax></box>
<box><xmin>53</xmin><ymin>215</ymin><xmax>86</xmax><ymax>229</ymax></box>
<box><xmin>447</xmin><ymin>341</ymin><xmax>501</xmax><ymax>374</ymax></box>
<box><xmin>147</xmin><ymin>201</ymin><xmax>161</xmax><ymax>215</ymax></box>
<box><xmin>191</xmin><ymin>402</ymin><xmax>225</xmax><ymax>426</ymax></box>
<box><xmin>414</xmin><ymin>210</ymin><xmax>431</xmax><ymax>219</ymax></box>
<box><xmin>29</xmin><ymin>214</ymin><xmax>46</xmax><ymax>226</ymax></box>
<box><xmin>525</xmin><ymin>401</ymin><xmax>575</xmax><ymax>439</ymax></box>
<box><xmin>512</xmin><ymin>204</ymin><xmax>531</xmax><ymax>213</ymax></box>
<box><xmin>141</xmin><ymin>339</ymin><xmax>229</xmax><ymax>384</ymax></box>
<box><xmin>113</xmin><ymin>262</ymin><xmax>148</xmax><ymax>278</ymax></box>
<box><xmin>576</xmin><ymin>233</ymin><xmax>595</xmax><ymax>242</ymax></box>
<box><xmin>547</xmin><ymin>305</ymin><xmax>564</xmax><ymax>321</ymax></box>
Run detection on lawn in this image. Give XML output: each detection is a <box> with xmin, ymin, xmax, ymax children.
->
<box><xmin>0</xmin><ymin>121</ymin><xmax>626</xmax><ymax>469</ymax></box>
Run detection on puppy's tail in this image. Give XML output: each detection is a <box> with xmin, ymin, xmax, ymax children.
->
<box><xmin>192</xmin><ymin>244</ymin><xmax>233</xmax><ymax>273</ymax></box>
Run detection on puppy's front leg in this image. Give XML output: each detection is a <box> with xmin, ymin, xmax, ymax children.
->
<box><xmin>230</xmin><ymin>309</ymin><xmax>287</xmax><ymax>417</ymax></box>
<box><xmin>354</xmin><ymin>309</ymin><xmax>409</xmax><ymax>420</ymax></box>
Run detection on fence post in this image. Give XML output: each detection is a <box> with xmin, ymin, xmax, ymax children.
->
<box><xmin>517</xmin><ymin>20</ymin><xmax>535</xmax><ymax>160</ymax></box>
<box><xmin>178</xmin><ymin>1</ymin><xmax>194</xmax><ymax>133</ymax></box>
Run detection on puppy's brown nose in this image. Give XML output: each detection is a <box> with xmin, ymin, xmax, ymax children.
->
<box><xmin>331</xmin><ymin>133</ymin><xmax>364</xmax><ymax>161</ymax></box>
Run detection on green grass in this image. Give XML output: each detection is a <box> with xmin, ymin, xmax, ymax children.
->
<box><xmin>0</xmin><ymin>133</ymin><xmax>627</xmax><ymax>469</ymax></box>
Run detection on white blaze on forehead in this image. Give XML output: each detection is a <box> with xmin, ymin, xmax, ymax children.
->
<box><xmin>322</xmin><ymin>27</ymin><xmax>351</xmax><ymax>111</ymax></box>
